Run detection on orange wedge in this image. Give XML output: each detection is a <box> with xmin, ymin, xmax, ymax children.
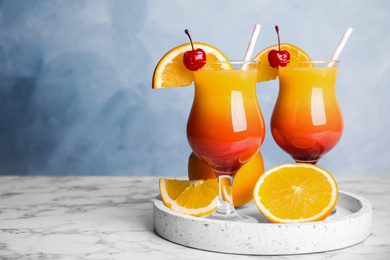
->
<box><xmin>253</xmin><ymin>163</ymin><xmax>338</xmax><ymax>224</ymax></box>
<box><xmin>252</xmin><ymin>43</ymin><xmax>311</xmax><ymax>82</ymax></box>
<box><xmin>152</xmin><ymin>43</ymin><xmax>229</xmax><ymax>89</ymax></box>
<box><xmin>159</xmin><ymin>178</ymin><xmax>218</xmax><ymax>217</ymax></box>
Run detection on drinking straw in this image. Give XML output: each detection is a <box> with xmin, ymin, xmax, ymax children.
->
<box><xmin>329</xmin><ymin>27</ymin><xmax>353</xmax><ymax>65</ymax></box>
<box><xmin>241</xmin><ymin>24</ymin><xmax>261</xmax><ymax>69</ymax></box>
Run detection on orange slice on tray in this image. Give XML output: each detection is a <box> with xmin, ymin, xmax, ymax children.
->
<box><xmin>152</xmin><ymin>43</ymin><xmax>229</xmax><ymax>89</ymax></box>
<box><xmin>252</xmin><ymin>43</ymin><xmax>311</xmax><ymax>82</ymax></box>
<box><xmin>159</xmin><ymin>178</ymin><xmax>218</xmax><ymax>216</ymax></box>
<box><xmin>253</xmin><ymin>163</ymin><xmax>338</xmax><ymax>223</ymax></box>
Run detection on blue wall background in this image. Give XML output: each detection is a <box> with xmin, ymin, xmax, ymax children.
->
<box><xmin>0</xmin><ymin>0</ymin><xmax>388</xmax><ymax>175</ymax></box>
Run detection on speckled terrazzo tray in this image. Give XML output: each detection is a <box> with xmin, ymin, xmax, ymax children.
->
<box><xmin>153</xmin><ymin>191</ymin><xmax>372</xmax><ymax>255</ymax></box>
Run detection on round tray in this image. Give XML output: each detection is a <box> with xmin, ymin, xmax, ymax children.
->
<box><xmin>153</xmin><ymin>190</ymin><xmax>372</xmax><ymax>255</ymax></box>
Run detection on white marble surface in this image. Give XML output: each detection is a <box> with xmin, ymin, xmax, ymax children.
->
<box><xmin>0</xmin><ymin>174</ymin><xmax>389</xmax><ymax>259</ymax></box>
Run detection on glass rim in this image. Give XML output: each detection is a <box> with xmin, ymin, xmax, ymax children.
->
<box><xmin>203</xmin><ymin>60</ymin><xmax>259</xmax><ymax>64</ymax></box>
<box><xmin>286</xmin><ymin>60</ymin><xmax>340</xmax><ymax>64</ymax></box>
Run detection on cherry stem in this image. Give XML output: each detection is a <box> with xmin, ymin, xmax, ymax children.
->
<box><xmin>275</xmin><ymin>25</ymin><xmax>280</xmax><ymax>51</ymax></box>
<box><xmin>185</xmin><ymin>29</ymin><xmax>194</xmax><ymax>51</ymax></box>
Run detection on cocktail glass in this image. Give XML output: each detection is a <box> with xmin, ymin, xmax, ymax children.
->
<box><xmin>187</xmin><ymin>60</ymin><xmax>265</xmax><ymax>222</ymax></box>
<box><xmin>271</xmin><ymin>60</ymin><xmax>343</xmax><ymax>165</ymax></box>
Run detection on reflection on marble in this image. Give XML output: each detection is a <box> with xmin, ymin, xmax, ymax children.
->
<box><xmin>0</xmin><ymin>175</ymin><xmax>389</xmax><ymax>259</ymax></box>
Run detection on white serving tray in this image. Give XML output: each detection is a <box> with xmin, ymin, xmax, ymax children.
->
<box><xmin>153</xmin><ymin>190</ymin><xmax>372</xmax><ymax>255</ymax></box>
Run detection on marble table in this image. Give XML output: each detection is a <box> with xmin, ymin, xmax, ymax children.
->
<box><xmin>0</xmin><ymin>174</ymin><xmax>389</xmax><ymax>259</ymax></box>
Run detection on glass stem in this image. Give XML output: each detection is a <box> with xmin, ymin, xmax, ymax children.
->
<box><xmin>215</xmin><ymin>174</ymin><xmax>235</xmax><ymax>216</ymax></box>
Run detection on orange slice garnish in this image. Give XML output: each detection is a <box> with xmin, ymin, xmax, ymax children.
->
<box><xmin>253</xmin><ymin>163</ymin><xmax>338</xmax><ymax>223</ymax></box>
<box><xmin>252</xmin><ymin>43</ymin><xmax>311</xmax><ymax>82</ymax></box>
<box><xmin>152</xmin><ymin>43</ymin><xmax>229</xmax><ymax>89</ymax></box>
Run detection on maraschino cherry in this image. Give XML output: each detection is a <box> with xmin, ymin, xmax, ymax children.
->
<box><xmin>268</xmin><ymin>26</ymin><xmax>290</xmax><ymax>68</ymax></box>
<box><xmin>183</xmin><ymin>29</ymin><xmax>206</xmax><ymax>71</ymax></box>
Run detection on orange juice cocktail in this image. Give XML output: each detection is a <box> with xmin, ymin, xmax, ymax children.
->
<box><xmin>187</xmin><ymin>61</ymin><xmax>265</xmax><ymax>222</ymax></box>
<box><xmin>187</xmin><ymin>62</ymin><xmax>265</xmax><ymax>176</ymax></box>
<box><xmin>271</xmin><ymin>60</ymin><xmax>343</xmax><ymax>164</ymax></box>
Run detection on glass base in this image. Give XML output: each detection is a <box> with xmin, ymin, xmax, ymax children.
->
<box><xmin>294</xmin><ymin>159</ymin><xmax>319</xmax><ymax>165</ymax></box>
<box><xmin>204</xmin><ymin>211</ymin><xmax>258</xmax><ymax>223</ymax></box>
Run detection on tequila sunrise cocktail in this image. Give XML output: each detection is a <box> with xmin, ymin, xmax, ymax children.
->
<box><xmin>271</xmin><ymin>61</ymin><xmax>343</xmax><ymax>164</ymax></box>
<box><xmin>187</xmin><ymin>61</ymin><xmax>265</xmax><ymax>221</ymax></box>
<box><xmin>187</xmin><ymin>65</ymin><xmax>265</xmax><ymax>175</ymax></box>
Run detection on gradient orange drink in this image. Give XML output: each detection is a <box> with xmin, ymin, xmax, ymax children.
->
<box><xmin>271</xmin><ymin>61</ymin><xmax>343</xmax><ymax>164</ymax></box>
<box><xmin>187</xmin><ymin>62</ymin><xmax>265</xmax><ymax>176</ymax></box>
